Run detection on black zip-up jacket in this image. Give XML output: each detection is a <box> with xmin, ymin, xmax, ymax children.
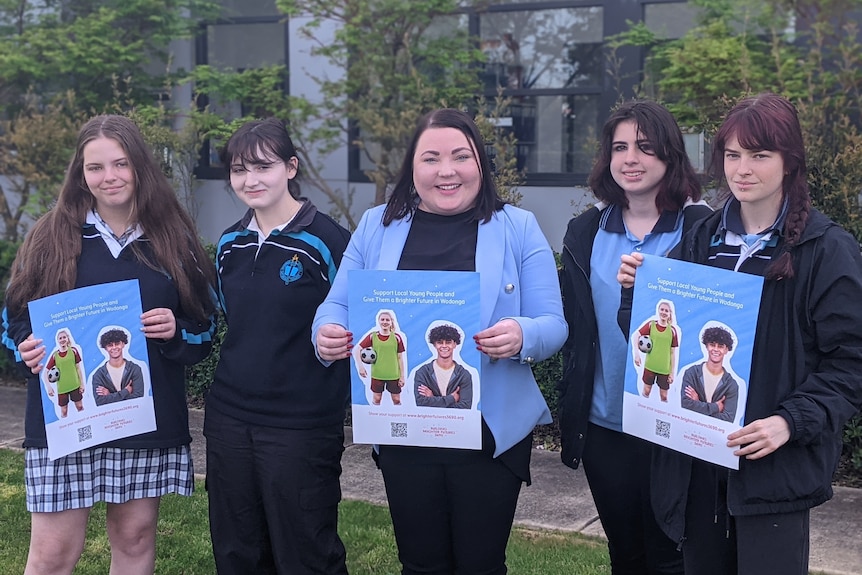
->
<box><xmin>208</xmin><ymin>201</ymin><xmax>350</xmax><ymax>429</ymax></box>
<box><xmin>557</xmin><ymin>202</ymin><xmax>712</xmax><ymax>469</ymax></box>
<box><xmin>645</xmin><ymin>208</ymin><xmax>862</xmax><ymax>543</ymax></box>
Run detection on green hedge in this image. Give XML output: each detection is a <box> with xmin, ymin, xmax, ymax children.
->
<box><xmin>0</xmin><ymin>240</ymin><xmax>22</xmax><ymax>377</ymax></box>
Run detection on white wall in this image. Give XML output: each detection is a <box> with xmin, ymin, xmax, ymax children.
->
<box><xmin>0</xmin><ymin>175</ymin><xmax>36</xmax><ymax>239</ymax></box>
<box><xmin>193</xmin><ymin>179</ymin><xmax>249</xmax><ymax>243</ymax></box>
<box><xmin>520</xmin><ymin>185</ymin><xmax>595</xmax><ymax>251</ymax></box>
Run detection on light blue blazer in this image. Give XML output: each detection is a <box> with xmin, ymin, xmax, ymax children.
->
<box><xmin>313</xmin><ymin>204</ymin><xmax>567</xmax><ymax>456</ymax></box>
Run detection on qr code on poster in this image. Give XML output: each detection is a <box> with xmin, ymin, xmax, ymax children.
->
<box><xmin>390</xmin><ymin>422</ymin><xmax>408</xmax><ymax>438</ymax></box>
<box><xmin>77</xmin><ymin>425</ymin><xmax>93</xmax><ymax>443</ymax></box>
<box><xmin>655</xmin><ymin>419</ymin><xmax>671</xmax><ymax>439</ymax></box>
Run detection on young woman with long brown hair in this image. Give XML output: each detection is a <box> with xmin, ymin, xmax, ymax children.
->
<box><xmin>5</xmin><ymin>114</ymin><xmax>216</xmax><ymax>575</ymax></box>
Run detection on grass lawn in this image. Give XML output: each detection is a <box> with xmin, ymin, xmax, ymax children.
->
<box><xmin>0</xmin><ymin>448</ymin><xmax>611</xmax><ymax>574</ymax></box>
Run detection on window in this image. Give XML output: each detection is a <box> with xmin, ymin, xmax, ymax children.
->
<box><xmin>479</xmin><ymin>7</ymin><xmax>603</xmax><ymax>91</ymax></box>
<box><xmin>194</xmin><ymin>1</ymin><xmax>287</xmax><ymax>176</ymax></box>
<box><xmin>476</xmin><ymin>5</ymin><xmax>603</xmax><ymax>182</ymax></box>
<box><xmin>347</xmin><ymin>1</ymin><xmax>639</xmax><ymax>186</ymax></box>
<box><xmin>644</xmin><ymin>2</ymin><xmax>699</xmax><ymax>39</ymax></box>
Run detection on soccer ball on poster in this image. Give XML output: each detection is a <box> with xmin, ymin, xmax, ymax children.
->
<box><xmin>637</xmin><ymin>334</ymin><xmax>652</xmax><ymax>354</ymax></box>
<box><xmin>46</xmin><ymin>366</ymin><xmax>61</xmax><ymax>383</ymax></box>
<box><xmin>360</xmin><ymin>347</ymin><xmax>377</xmax><ymax>364</ymax></box>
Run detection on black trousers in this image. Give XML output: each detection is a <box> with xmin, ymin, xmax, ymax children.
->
<box><xmin>376</xmin><ymin>437</ymin><xmax>528</xmax><ymax>575</ymax></box>
<box><xmin>582</xmin><ymin>423</ymin><xmax>684</xmax><ymax>575</ymax></box>
<box><xmin>683</xmin><ymin>459</ymin><xmax>810</xmax><ymax>575</ymax></box>
<box><xmin>204</xmin><ymin>407</ymin><xmax>348</xmax><ymax>575</ymax></box>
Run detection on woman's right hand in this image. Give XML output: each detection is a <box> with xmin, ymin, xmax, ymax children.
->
<box><xmin>316</xmin><ymin>323</ymin><xmax>353</xmax><ymax>362</ymax></box>
<box><xmin>618</xmin><ymin>253</ymin><xmax>645</xmax><ymax>289</ymax></box>
<box><xmin>18</xmin><ymin>335</ymin><xmax>45</xmax><ymax>374</ymax></box>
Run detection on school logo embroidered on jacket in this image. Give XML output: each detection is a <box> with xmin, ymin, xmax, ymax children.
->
<box><xmin>280</xmin><ymin>254</ymin><xmax>303</xmax><ymax>284</ymax></box>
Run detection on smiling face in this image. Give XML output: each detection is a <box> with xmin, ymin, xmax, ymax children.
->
<box><xmin>377</xmin><ymin>313</ymin><xmax>393</xmax><ymax>334</ymax></box>
<box><xmin>412</xmin><ymin>127</ymin><xmax>482</xmax><ymax>216</ymax></box>
<box><xmin>433</xmin><ymin>338</ymin><xmax>457</xmax><ymax>361</ymax></box>
<box><xmin>706</xmin><ymin>341</ymin><xmax>729</xmax><ymax>366</ymax></box>
<box><xmin>723</xmin><ymin>134</ymin><xmax>785</xmax><ymax>216</ymax></box>
<box><xmin>83</xmin><ymin>137</ymin><xmax>136</xmax><ymax>216</ymax></box>
<box><xmin>229</xmin><ymin>148</ymin><xmax>298</xmax><ymax>216</ymax></box>
<box><xmin>56</xmin><ymin>331</ymin><xmax>70</xmax><ymax>349</ymax></box>
<box><xmin>657</xmin><ymin>302</ymin><xmax>672</xmax><ymax>324</ymax></box>
<box><xmin>609</xmin><ymin>121</ymin><xmax>668</xmax><ymax>200</ymax></box>
<box><xmin>104</xmin><ymin>340</ymin><xmax>126</xmax><ymax>361</ymax></box>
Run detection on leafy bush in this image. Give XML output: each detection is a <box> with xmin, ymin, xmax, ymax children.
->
<box><xmin>844</xmin><ymin>414</ymin><xmax>862</xmax><ymax>473</ymax></box>
<box><xmin>185</xmin><ymin>315</ymin><xmax>223</xmax><ymax>404</ymax></box>
<box><xmin>0</xmin><ymin>239</ymin><xmax>21</xmax><ymax>377</ymax></box>
<box><xmin>533</xmin><ymin>352</ymin><xmax>563</xmax><ymax>418</ymax></box>
<box><xmin>185</xmin><ymin>241</ymin><xmax>219</xmax><ymax>403</ymax></box>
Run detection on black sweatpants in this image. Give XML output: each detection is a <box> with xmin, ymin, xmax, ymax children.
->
<box><xmin>683</xmin><ymin>458</ymin><xmax>810</xmax><ymax>575</ymax></box>
<box><xmin>204</xmin><ymin>407</ymin><xmax>348</xmax><ymax>575</ymax></box>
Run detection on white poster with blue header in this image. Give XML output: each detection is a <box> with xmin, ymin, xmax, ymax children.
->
<box><xmin>28</xmin><ymin>279</ymin><xmax>155</xmax><ymax>460</ymax></box>
<box><xmin>348</xmin><ymin>270</ymin><xmax>482</xmax><ymax>449</ymax></box>
<box><xmin>622</xmin><ymin>255</ymin><xmax>764</xmax><ymax>469</ymax></box>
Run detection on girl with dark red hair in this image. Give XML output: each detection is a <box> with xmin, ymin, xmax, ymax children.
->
<box><xmin>619</xmin><ymin>93</ymin><xmax>862</xmax><ymax>575</ymax></box>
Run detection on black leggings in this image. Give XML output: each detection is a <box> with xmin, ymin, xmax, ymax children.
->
<box><xmin>376</xmin><ymin>438</ymin><xmax>528</xmax><ymax>575</ymax></box>
<box><xmin>582</xmin><ymin>423</ymin><xmax>684</xmax><ymax>575</ymax></box>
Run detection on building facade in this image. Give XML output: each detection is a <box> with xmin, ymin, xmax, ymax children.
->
<box><xmin>191</xmin><ymin>0</ymin><xmax>701</xmax><ymax>249</ymax></box>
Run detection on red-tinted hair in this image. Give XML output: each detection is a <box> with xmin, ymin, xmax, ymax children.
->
<box><xmin>711</xmin><ymin>93</ymin><xmax>811</xmax><ymax>280</ymax></box>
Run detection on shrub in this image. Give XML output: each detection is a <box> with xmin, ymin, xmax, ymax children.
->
<box><xmin>185</xmin><ymin>241</ymin><xmax>219</xmax><ymax>403</ymax></box>
<box><xmin>185</xmin><ymin>315</ymin><xmax>223</xmax><ymax>404</ymax></box>
<box><xmin>0</xmin><ymin>239</ymin><xmax>21</xmax><ymax>377</ymax></box>
<box><xmin>844</xmin><ymin>414</ymin><xmax>862</xmax><ymax>473</ymax></box>
<box><xmin>533</xmin><ymin>352</ymin><xmax>562</xmax><ymax>418</ymax></box>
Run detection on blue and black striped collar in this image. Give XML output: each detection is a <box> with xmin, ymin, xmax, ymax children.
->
<box><xmin>599</xmin><ymin>203</ymin><xmax>683</xmax><ymax>235</ymax></box>
<box><xmin>720</xmin><ymin>196</ymin><xmax>788</xmax><ymax>237</ymax></box>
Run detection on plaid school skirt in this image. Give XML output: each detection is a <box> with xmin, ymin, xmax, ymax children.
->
<box><xmin>24</xmin><ymin>445</ymin><xmax>194</xmax><ymax>513</ymax></box>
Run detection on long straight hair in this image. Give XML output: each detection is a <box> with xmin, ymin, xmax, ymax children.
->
<box><xmin>6</xmin><ymin>115</ymin><xmax>216</xmax><ymax>321</ymax></box>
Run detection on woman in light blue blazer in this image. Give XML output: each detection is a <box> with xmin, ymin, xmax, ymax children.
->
<box><xmin>313</xmin><ymin>108</ymin><xmax>566</xmax><ymax>575</ymax></box>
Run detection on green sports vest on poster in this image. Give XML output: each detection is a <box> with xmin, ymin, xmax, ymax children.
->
<box><xmin>54</xmin><ymin>349</ymin><xmax>81</xmax><ymax>394</ymax></box>
<box><xmin>371</xmin><ymin>332</ymin><xmax>400</xmax><ymax>380</ymax></box>
<box><xmin>644</xmin><ymin>322</ymin><xmax>674</xmax><ymax>375</ymax></box>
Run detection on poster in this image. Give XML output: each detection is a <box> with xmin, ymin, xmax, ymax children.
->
<box><xmin>348</xmin><ymin>270</ymin><xmax>482</xmax><ymax>449</ymax></box>
<box><xmin>28</xmin><ymin>280</ymin><xmax>156</xmax><ymax>460</ymax></box>
<box><xmin>622</xmin><ymin>255</ymin><xmax>764</xmax><ymax>469</ymax></box>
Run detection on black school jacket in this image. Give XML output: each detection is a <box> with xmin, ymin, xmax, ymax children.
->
<box><xmin>649</xmin><ymin>208</ymin><xmax>862</xmax><ymax>543</ymax></box>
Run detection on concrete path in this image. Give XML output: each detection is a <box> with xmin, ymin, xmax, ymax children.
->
<box><xmin>1</xmin><ymin>384</ymin><xmax>859</xmax><ymax>574</ymax></box>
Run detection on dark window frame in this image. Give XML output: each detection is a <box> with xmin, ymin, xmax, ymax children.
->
<box><xmin>347</xmin><ymin>0</ymin><xmax>654</xmax><ymax>187</ymax></box>
<box><xmin>193</xmin><ymin>1</ymin><xmax>679</xmax><ymax>186</ymax></box>
<box><xmin>194</xmin><ymin>13</ymin><xmax>289</xmax><ymax>180</ymax></box>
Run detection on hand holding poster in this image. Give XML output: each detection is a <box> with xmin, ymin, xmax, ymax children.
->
<box><xmin>622</xmin><ymin>255</ymin><xmax>764</xmax><ymax>469</ymax></box>
<box><xmin>28</xmin><ymin>279</ymin><xmax>156</xmax><ymax>460</ymax></box>
<box><xmin>348</xmin><ymin>270</ymin><xmax>482</xmax><ymax>449</ymax></box>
